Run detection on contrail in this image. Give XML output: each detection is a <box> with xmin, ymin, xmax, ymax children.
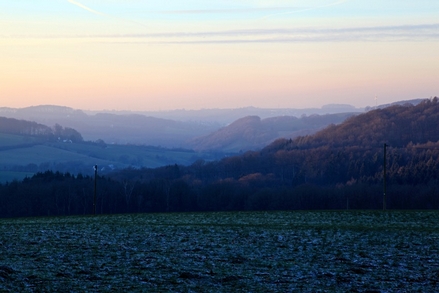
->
<box><xmin>67</xmin><ymin>0</ymin><xmax>148</xmax><ymax>28</ymax></box>
<box><xmin>68</xmin><ymin>0</ymin><xmax>106</xmax><ymax>16</ymax></box>
<box><xmin>261</xmin><ymin>0</ymin><xmax>350</xmax><ymax>19</ymax></box>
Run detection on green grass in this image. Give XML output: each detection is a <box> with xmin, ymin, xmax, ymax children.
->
<box><xmin>0</xmin><ymin>171</ymin><xmax>34</xmax><ymax>183</ymax></box>
<box><xmin>0</xmin><ymin>133</ymin><xmax>40</xmax><ymax>147</ymax></box>
<box><xmin>0</xmin><ymin>145</ymin><xmax>110</xmax><ymax>165</ymax></box>
<box><xmin>1</xmin><ymin>211</ymin><xmax>439</xmax><ymax>292</ymax></box>
<box><xmin>0</xmin><ymin>143</ymin><xmax>196</xmax><ymax>167</ymax></box>
<box><xmin>0</xmin><ymin>133</ymin><xmax>222</xmax><ymax>177</ymax></box>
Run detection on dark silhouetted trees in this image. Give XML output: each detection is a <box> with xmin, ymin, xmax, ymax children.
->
<box><xmin>1</xmin><ymin>98</ymin><xmax>439</xmax><ymax>217</ymax></box>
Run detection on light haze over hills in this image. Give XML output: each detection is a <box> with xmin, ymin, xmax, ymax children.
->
<box><xmin>0</xmin><ymin>103</ymin><xmax>364</xmax><ymax>147</ymax></box>
<box><xmin>0</xmin><ymin>99</ymin><xmax>423</xmax><ymax>150</ymax></box>
<box><xmin>0</xmin><ymin>102</ymin><xmax>371</xmax><ymax>182</ymax></box>
<box><xmin>1</xmin><ymin>1</ymin><xmax>438</xmax><ymax>111</ymax></box>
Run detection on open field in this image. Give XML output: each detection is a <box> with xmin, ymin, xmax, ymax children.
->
<box><xmin>0</xmin><ymin>133</ymin><xmax>40</xmax><ymax>148</ymax></box>
<box><xmin>0</xmin><ymin>171</ymin><xmax>35</xmax><ymax>183</ymax></box>
<box><xmin>0</xmin><ymin>132</ymin><xmax>226</xmax><ymax>183</ymax></box>
<box><xmin>0</xmin><ymin>141</ymin><xmax>208</xmax><ymax>169</ymax></box>
<box><xmin>1</xmin><ymin>211</ymin><xmax>439</xmax><ymax>292</ymax></box>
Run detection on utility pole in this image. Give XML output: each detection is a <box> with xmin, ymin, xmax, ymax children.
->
<box><xmin>93</xmin><ymin>165</ymin><xmax>97</xmax><ymax>215</ymax></box>
<box><xmin>383</xmin><ymin>144</ymin><xmax>387</xmax><ymax>210</ymax></box>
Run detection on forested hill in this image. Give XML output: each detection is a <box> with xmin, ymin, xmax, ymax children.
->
<box><xmin>187</xmin><ymin>112</ymin><xmax>355</xmax><ymax>152</ymax></box>
<box><xmin>1</xmin><ymin>98</ymin><xmax>439</xmax><ymax>217</ymax></box>
<box><xmin>254</xmin><ymin>97</ymin><xmax>439</xmax><ymax>188</ymax></box>
<box><xmin>0</xmin><ymin>117</ymin><xmax>52</xmax><ymax>137</ymax></box>
<box><xmin>0</xmin><ymin>116</ymin><xmax>83</xmax><ymax>142</ymax></box>
<box><xmin>264</xmin><ymin>97</ymin><xmax>439</xmax><ymax>152</ymax></box>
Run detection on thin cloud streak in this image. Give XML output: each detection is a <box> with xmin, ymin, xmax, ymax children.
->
<box><xmin>151</xmin><ymin>1</ymin><xmax>349</xmax><ymax>19</ymax></box>
<box><xmin>262</xmin><ymin>0</ymin><xmax>350</xmax><ymax>19</ymax></box>
<box><xmin>67</xmin><ymin>0</ymin><xmax>106</xmax><ymax>16</ymax></box>
<box><xmin>4</xmin><ymin>23</ymin><xmax>438</xmax><ymax>43</ymax></box>
<box><xmin>160</xmin><ymin>7</ymin><xmax>302</xmax><ymax>15</ymax></box>
<box><xmin>67</xmin><ymin>0</ymin><xmax>148</xmax><ymax>28</ymax></box>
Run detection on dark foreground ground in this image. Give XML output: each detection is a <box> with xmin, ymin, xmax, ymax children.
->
<box><xmin>1</xmin><ymin>211</ymin><xmax>439</xmax><ymax>292</ymax></box>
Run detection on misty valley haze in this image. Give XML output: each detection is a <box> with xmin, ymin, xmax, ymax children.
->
<box><xmin>2</xmin><ymin>1</ymin><xmax>439</xmax><ymax>291</ymax></box>
<box><xmin>0</xmin><ymin>103</ymin><xmax>367</xmax><ymax>147</ymax></box>
<box><xmin>2</xmin><ymin>1</ymin><xmax>438</xmax><ymax>111</ymax></box>
<box><xmin>0</xmin><ymin>103</ymin><xmax>365</xmax><ymax>183</ymax></box>
<box><xmin>0</xmin><ymin>97</ymin><xmax>437</xmax><ymax>216</ymax></box>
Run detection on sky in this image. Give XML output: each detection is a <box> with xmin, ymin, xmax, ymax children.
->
<box><xmin>0</xmin><ymin>0</ymin><xmax>438</xmax><ymax>111</ymax></box>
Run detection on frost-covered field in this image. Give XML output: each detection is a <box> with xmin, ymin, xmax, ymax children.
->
<box><xmin>1</xmin><ymin>211</ymin><xmax>439</xmax><ymax>292</ymax></box>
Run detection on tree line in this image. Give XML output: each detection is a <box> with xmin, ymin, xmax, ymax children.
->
<box><xmin>0</xmin><ymin>117</ymin><xmax>83</xmax><ymax>143</ymax></box>
<box><xmin>0</xmin><ymin>98</ymin><xmax>438</xmax><ymax>217</ymax></box>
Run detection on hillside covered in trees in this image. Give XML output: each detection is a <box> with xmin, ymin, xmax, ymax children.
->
<box><xmin>187</xmin><ymin>112</ymin><xmax>355</xmax><ymax>152</ymax></box>
<box><xmin>0</xmin><ymin>117</ymin><xmax>83</xmax><ymax>144</ymax></box>
<box><xmin>0</xmin><ymin>117</ymin><xmax>228</xmax><ymax>182</ymax></box>
<box><xmin>1</xmin><ymin>98</ymin><xmax>438</xmax><ymax>217</ymax></box>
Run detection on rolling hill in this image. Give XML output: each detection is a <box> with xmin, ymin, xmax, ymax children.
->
<box><xmin>0</xmin><ymin>105</ymin><xmax>220</xmax><ymax>147</ymax></box>
<box><xmin>0</xmin><ymin>101</ymin><xmax>422</xmax><ymax>150</ymax></box>
<box><xmin>187</xmin><ymin>113</ymin><xmax>356</xmax><ymax>152</ymax></box>
<box><xmin>0</xmin><ymin>119</ymin><xmax>226</xmax><ymax>183</ymax></box>
<box><xmin>1</xmin><ymin>98</ymin><xmax>438</xmax><ymax>216</ymax></box>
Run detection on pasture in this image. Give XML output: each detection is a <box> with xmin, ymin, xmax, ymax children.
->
<box><xmin>0</xmin><ymin>133</ymin><xmax>223</xmax><ymax>183</ymax></box>
<box><xmin>1</xmin><ymin>211</ymin><xmax>438</xmax><ymax>292</ymax></box>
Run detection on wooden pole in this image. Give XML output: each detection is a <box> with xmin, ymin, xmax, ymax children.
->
<box><xmin>93</xmin><ymin>165</ymin><xmax>97</xmax><ymax>215</ymax></box>
<box><xmin>383</xmin><ymin>144</ymin><xmax>387</xmax><ymax>210</ymax></box>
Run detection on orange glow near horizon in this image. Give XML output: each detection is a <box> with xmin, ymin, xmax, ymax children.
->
<box><xmin>1</xmin><ymin>22</ymin><xmax>438</xmax><ymax>111</ymax></box>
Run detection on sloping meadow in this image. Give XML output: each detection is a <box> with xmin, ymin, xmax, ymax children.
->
<box><xmin>1</xmin><ymin>211</ymin><xmax>439</xmax><ymax>292</ymax></box>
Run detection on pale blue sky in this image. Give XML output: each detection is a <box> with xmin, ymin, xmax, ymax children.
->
<box><xmin>1</xmin><ymin>0</ymin><xmax>438</xmax><ymax>110</ymax></box>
